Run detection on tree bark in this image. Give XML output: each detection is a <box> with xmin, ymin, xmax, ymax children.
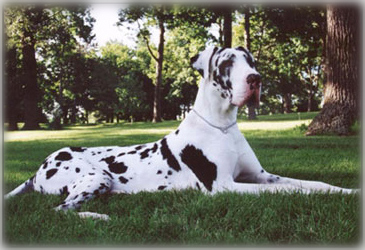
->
<box><xmin>6</xmin><ymin>48</ymin><xmax>19</xmax><ymax>131</ymax></box>
<box><xmin>22</xmin><ymin>41</ymin><xmax>40</xmax><ymax>130</ymax></box>
<box><xmin>152</xmin><ymin>17</ymin><xmax>164</xmax><ymax>123</ymax></box>
<box><xmin>223</xmin><ymin>9</ymin><xmax>232</xmax><ymax>48</ymax></box>
<box><xmin>245</xmin><ymin>7</ymin><xmax>257</xmax><ymax>120</ymax></box>
<box><xmin>218</xmin><ymin>17</ymin><xmax>224</xmax><ymax>47</ymax></box>
<box><xmin>307</xmin><ymin>68</ymin><xmax>313</xmax><ymax>112</ymax></box>
<box><xmin>244</xmin><ymin>7</ymin><xmax>251</xmax><ymax>51</ymax></box>
<box><xmin>283</xmin><ymin>93</ymin><xmax>292</xmax><ymax>113</ymax></box>
<box><xmin>306</xmin><ymin>6</ymin><xmax>359</xmax><ymax>135</ymax></box>
<box><xmin>85</xmin><ymin>110</ymin><xmax>89</xmax><ymax>124</ymax></box>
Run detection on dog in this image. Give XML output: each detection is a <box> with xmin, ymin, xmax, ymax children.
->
<box><xmin>5</xmin><ymin>46</ymin><xmax>357</xmax><ymax>220</ymax></box>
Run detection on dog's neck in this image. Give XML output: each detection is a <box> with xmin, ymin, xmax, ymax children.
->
<box><xmin>193</xmin><ymin>78</ymin><xmax>238</xmax><ymax>127</ymax></box>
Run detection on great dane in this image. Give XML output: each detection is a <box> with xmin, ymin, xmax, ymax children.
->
<box><xmin>5</xmin><ymin>46</ymin><xmax>357</xmax><ymax>220</ymax></box>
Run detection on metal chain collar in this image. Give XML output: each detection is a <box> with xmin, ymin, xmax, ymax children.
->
<box><xmin>192</xmin><ymin>109</ymin><xmax>237</xmax><ymax>134</ymax></box>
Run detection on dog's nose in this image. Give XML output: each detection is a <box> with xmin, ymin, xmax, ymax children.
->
<box><xmin>247</xmin><ymin>74</ymin><xmax>261</xmax><ymax>84</ymax></box>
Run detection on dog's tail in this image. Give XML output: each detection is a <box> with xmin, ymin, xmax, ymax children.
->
<box><xmin>5</xmin><ymin>175</ymin><xmax>35</xmax><ymax>199</ymax></box>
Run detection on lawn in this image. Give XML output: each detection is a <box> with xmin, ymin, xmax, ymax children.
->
<box><xmin>3</xmin><ymin>112</ymin><xmax>361</xmax><ymax>246</ymax></box>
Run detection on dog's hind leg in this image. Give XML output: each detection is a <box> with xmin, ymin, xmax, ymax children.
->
<box><xmin>5</xmin><ymin>176</ymin><xmax>35</xmax><ymax>199</ymax></box>
<box><xmin>54</xmin><ymin>173</ymin><xmax>113</xmax><ymax>220</ymax></box>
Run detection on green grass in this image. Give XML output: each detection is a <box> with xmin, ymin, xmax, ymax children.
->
<box><xmin>4</xmin><ymin>112</ymin><xmax>361</xmax><ymax>246</ymax></box>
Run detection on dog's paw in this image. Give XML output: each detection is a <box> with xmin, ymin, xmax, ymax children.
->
<box><xmin>78</xmin><ymin>211</ymin><xmax>110</xmax><ymax>221</ymax></box>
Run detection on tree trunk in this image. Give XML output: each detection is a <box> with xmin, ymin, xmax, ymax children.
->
<box><xmin>218</xmin><ymin>17</ymin><xmax>224</xmax><ymax>47</ymax></box>
<box><xmin>283</xmin><ymin>93</ymin><xmax>292</xmax><ymax>113</ymax></box>
<box><xmin>152</xmin><ymin>17</ymin><xmax>164</xmax><ymax>123</ymax></box>
<box><xmin>306</xmin><ymin>6</ymin><xmax>359</xmax><ymax>135</ymax></box>
<box><xmin>244</xmin><ymin>7</ymin><xmax>257</xmax><ymax>120</ymax></box>
<box><xmin>307</xmin><ymin>89</ymin><xmax>312</xmax><ymax>112</ymax></box>
<box><xmin>22</xmin><ymin>41</ymin><xmax>40</xmax><ymax>130</ymax></box>
<box><xmin>244</xmin><ymin>7</ymin><xmax>251</xmax><ymax>50</ymax></box>
<box><xmin>61</xmin><ymin>105</ymin><xmax>68</xmax><ymax>125</ymax></box>
<box><xmin>6</xmin><ymin>48</ymin><xmax>19</xmax><ymax>131</ymax></box>
<box><xmin>308</xmin><ymin>68</ymin><xmax>313</xmax><ymax>112</ymax></box>
<box><xmin>223</xmin><ymin>9</ymin><xmax>232</xmax><ymax>48</ymax></box>
<box><xmin>85</xmin><ymin>110</ymin><xmax>89</xmax><ymax>124</ymax></box>
<box><xmin>70</xmin><ymin>101</ymin><xmax>77</xmax><ymax>124</ymax></box>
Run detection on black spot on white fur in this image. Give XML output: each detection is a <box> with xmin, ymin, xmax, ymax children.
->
<box><xmin>46</xmin><ymin>169</ymin><xmax>58</xmax><ymax>179</ymax></box>
<box><xmin>180</xmin><ymin>145</ymin><xmax>217</xmax><ymax>192</ymax></box>
<box><xmin>60</xmin><ymin>185</ymin><xmax>69</xmax><ymax>196</ymax></box>
<box><xmin>160</xmin><ymin>138</ymin><xmax>181</xmax><ymax>172</ymax></box>
<box><xmin>140</xmin><ymin>148</ymin><xmax>151</xmax><ymax>159</ymax></box>
<box><xmin>119</xmin><ymin>176</ymin><xmax>128</xmax><ymax>184</ymax></box>
<box><xmin>101</xmin><ymin>156</ymin><xmax>128</xmax><ymax>174</ymax></box>
<box><xmin>151</xmin><ymin>143</ymin><xmax>158</xmax><ymax>153</ymax></box>
<box><xmin>69</xmin><ymin>147</ymin><xmax>86</xmax><ymax>152</ymax></box>
<box><xmin>55</xmin><ymin>152</ymin><xmax>72</xmax><ymax>161</ymax></box>
<box><xmin>102</xmin><ymin>170</ymin><xmax>114</xmax><ymax>179</ymax></box>
<box><xmin>101</xmin><ymin>156</ymin><xmax>115</xmax><ymax>164</ymax></box>
<box><xmin>235</xmin><ymin>46</ymin><xmax>255</xmax><ymax>68</ymax></box>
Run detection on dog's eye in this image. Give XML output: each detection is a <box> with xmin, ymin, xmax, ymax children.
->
<box><xmin>219</xmin><ymin>59</ymin><xmax>234</xmax><ymax>76</ymax></box>
<box><xmin>244</xmin><ymin>55</ymin><xmax>255</xmax><ymax>68</ymax></box>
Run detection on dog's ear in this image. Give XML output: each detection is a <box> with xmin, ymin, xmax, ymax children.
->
<box><xmin>190</xmin><ymin>46</ymin><xmax>218</xmax><ymax>79</ymax></box>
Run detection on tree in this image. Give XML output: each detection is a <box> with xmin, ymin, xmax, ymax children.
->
<box><xmin>101</xmin><ymin>42</ymin><xmax>154</xmax><ymax>122</ymax></box>
<box><xmin>163</xmin><ymin>23</ymin><xmax>208</xmax><ymax>119</ymax></box>
<box><xmin>4</xmin><ymin>47</ymin><xmax>23</xmax><ymax>131</ymax></box>
<box><xmin>118</xmin><ymin>6</ymin><xmax>174</xmax><ymax>123</ymax></box>
<box><xmin>306</xmin><ymin>6</ymin><xmax>360</xmax><ymax>135</ymax></box>
<box><xmin>118</xmin><ymin>5</ymin><xmax>223</xmax><ymax>121</ymax></box>
<box><xmin>37</xmin><ymin>7</ymin><xmax>95</xmax><ymax>128</ymax></box>
<box><xmin>5</xmin><ymin>7</ymin><xmax>45</xmax><ymax>130</ymax></box>
<box><xmin>233</xmin><ymin>6</ymin><xmax>326</xmax><ymax>115</ymax></box>
<box><xmin>222</xmin><ymin>7</ymin><xmax>232</xmax><ymax>47</ymax></box>
<box><xmin>5</xmin><ymin>5</ymin><xmax>95</xmax><ymax>129</ymax></box>
<box><xmin>243</xmin><ymin>6</ymin><xmax>257</xmax><ymax>120</ymax></box>
<box><xmin>265</xmin><ymin>6</ymin><xmax>326</xmax><ymax>113</ymax></box>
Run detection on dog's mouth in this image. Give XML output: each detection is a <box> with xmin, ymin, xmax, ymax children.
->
<box><xmin>233</xmin><ymin>86</ymin><xmax>261</xmax><ymax>108</ymax></box>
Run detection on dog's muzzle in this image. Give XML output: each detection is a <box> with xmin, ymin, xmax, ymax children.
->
<box><xmin>234</xmin><ymin>74</ymin><xmax>261</xmax><ymax>108</ymax></box>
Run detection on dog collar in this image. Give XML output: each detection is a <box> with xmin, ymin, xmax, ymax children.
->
<box><xmin>192</xmin><ymin>109</ymin><xmax>237</xmax><ymax>134</ymax></box>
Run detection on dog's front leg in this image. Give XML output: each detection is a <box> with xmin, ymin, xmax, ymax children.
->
<box><xmin>232</xmin><ymin>133</ymin><xmax>278</xmax><ymax>184</ymax></box>
<box><xmin>215</xmin><ymin>181</ymin><xmax>310</xmax><ymax>195</ymax></box>
<box><xmin>273</xmin><ymin>177</ymin><xmax>358</xmax><ymax>194</ymax></box>
<box><xmin>233</xmin><ymin>132</ymin><xmax>358</xmax><ymax>194</ymax></box>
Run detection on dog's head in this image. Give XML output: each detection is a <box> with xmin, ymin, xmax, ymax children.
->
<box><xmin>191</xmin><ymin>46</ymin><xmax>261</xmax><ymax>108</ymax></box>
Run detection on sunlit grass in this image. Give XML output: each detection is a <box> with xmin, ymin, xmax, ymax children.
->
<box><xmin>4</xmin><ymin>111</ymin><xmax>360</xmax><ymax>245</ymax></box>
<box><xmin>5</xmin><ymin>114</ymin><xmax>313</xmax><ymax>142</ymax></box>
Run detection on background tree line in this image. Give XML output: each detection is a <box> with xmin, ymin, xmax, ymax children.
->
<box><xmin>4</xmin><ymin>4</ymin><xmax>359</xmax><ymax>135</ymax></box>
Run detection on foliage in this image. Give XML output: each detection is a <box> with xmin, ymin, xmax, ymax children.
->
<box><xmin>5</xmin><ymin>5</ymin><xmax>96</xmax><ymax>128</ymax></box>
<box><xmin>4</xmin><ymin>4</ymin><xmax>343</xmax><ymax>126</ymax></box>
<box><xmin>101</xmin><ymin>42</ymin><xmax>154</xmax><ymax>121</ymax></box>
<box><xmin>163</xmin><ymin>23</ymin><xmax>209</xmax><ymax>118</ymax></box>
<box><xmin>233</xmin><ymin>6</ymin><xmax>325</xmax><ymax>114</ymax></box>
